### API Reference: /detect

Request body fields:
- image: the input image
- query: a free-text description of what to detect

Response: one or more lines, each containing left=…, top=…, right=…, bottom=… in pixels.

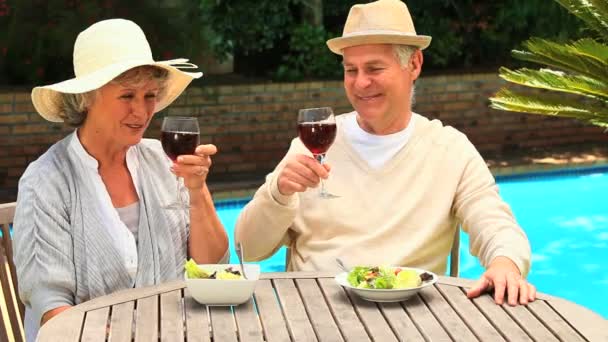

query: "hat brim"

left=327, top=33, right=432, bottom=55
left=32, top=59, right=202, bottom=122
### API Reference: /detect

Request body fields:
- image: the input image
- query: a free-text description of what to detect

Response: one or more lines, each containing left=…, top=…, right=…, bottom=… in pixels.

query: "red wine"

left=298, top=122, right=337, bottom=155
left=161, top=131, right=200, bottom=161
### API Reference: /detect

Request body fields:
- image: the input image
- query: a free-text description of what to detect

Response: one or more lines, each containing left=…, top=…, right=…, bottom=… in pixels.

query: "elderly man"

left=235, top=0, right=536, bottom=306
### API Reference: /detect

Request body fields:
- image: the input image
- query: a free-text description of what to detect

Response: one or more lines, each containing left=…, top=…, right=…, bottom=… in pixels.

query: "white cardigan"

left=13, top=132, right=190, bottom=340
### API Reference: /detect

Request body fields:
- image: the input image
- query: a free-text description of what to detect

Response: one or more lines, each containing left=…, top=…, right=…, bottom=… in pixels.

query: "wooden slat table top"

left=37, top=272, right=608, bottom=342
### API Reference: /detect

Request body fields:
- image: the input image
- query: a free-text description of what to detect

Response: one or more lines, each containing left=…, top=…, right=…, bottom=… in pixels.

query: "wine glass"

left=297, top=107, right=339, bottom=199
left=160, top=116, right=200, bottom=209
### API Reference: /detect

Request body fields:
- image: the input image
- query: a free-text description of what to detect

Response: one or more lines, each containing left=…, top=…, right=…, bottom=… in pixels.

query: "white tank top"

left=116, top=201, right=140, bottom=243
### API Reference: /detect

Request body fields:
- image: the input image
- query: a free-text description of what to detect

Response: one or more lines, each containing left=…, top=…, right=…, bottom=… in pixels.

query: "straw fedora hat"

left=326, top=0, right=431, bottom=55
left=31, top=18, right=202, bottom=122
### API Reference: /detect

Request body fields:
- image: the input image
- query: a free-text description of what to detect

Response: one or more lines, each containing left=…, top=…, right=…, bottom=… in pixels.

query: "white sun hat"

left=31, top=18, right=203, bottom=122
left=326, top=0, right=431, bottom=55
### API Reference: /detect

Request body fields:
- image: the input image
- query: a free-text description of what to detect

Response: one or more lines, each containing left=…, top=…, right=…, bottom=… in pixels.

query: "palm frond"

left=498, top=67, right=608, bottom=101
left=555, top=0, right=608, bottom=40
left=511, top=38, right=608, bottom=81
left=570, top=38, right=608, bottom=63
left=489, top=88, right=608, bottom=128
left=589, top=0, right=608, bottom=25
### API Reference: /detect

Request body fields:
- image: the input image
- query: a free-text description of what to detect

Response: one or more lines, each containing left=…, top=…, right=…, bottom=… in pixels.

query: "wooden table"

left=37, top=272, right=607, bottom=341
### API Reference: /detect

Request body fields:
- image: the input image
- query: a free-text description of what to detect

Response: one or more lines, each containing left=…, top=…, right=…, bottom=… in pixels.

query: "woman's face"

left=85, top=78, right=160, bottom=148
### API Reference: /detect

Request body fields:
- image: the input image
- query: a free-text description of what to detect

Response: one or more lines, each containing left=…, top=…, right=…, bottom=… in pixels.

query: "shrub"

left=0, top=0, right=587, bottom=85
left=0, top=0, right=206, bottom=85
left=274, top=24, right=342, bottom=81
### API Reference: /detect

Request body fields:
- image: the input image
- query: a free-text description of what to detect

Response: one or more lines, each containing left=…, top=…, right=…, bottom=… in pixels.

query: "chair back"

left=449, top=228, right=460, bottom=277
left=0, top=202, right=24, bottom=342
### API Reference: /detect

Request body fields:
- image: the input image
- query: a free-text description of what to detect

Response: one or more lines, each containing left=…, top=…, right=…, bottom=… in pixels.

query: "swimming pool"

left=217, top=166, right=608, bottom=318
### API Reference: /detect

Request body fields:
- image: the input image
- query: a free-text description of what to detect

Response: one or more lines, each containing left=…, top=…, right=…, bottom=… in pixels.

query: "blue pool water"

left=218, top=166, right=608, bottom=318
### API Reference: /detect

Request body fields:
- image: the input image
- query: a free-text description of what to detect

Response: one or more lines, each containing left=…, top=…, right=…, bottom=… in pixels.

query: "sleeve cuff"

left=268, top=171, right=298, bottom=207
left=488, top=251, right=531, bottom=278
left=30, top=287, right=74, bottom=328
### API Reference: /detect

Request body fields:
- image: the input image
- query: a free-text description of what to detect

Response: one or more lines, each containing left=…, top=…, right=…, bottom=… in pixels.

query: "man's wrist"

left=489, top=256, right=520, bottom=274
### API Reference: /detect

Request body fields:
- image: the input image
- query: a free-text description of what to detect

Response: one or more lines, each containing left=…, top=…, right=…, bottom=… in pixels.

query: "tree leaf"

left=555, top=0, right=608, bottom=40
left=490, top=88, right=608, bottom=127
left=498, top=67, right=608, bottom=101
left=511, top=38, right=608, bottom=81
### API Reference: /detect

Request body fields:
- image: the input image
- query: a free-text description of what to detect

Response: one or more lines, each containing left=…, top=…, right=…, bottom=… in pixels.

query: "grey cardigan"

left=13, top=133, right=189, bottom=339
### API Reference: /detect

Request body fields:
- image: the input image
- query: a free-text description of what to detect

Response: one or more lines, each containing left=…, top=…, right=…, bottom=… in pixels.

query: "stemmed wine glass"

left=160, top=116, right=200, bottom=209
left=297, top=107, right=339, bottom=199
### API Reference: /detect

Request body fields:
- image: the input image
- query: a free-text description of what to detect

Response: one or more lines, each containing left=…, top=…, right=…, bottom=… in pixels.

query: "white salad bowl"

left=184, top=263, right=260, bottom=305
left=335, top=266, right=438, bottom=303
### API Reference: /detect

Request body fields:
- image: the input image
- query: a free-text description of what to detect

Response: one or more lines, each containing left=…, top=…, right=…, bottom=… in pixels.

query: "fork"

left=335, top=257, right=350, bottom=272
left=235, top=242, right=248, bottom=279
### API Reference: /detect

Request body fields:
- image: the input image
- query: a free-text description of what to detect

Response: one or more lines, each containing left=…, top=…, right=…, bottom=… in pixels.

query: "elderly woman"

left=12, top=19, right=228, bottom=340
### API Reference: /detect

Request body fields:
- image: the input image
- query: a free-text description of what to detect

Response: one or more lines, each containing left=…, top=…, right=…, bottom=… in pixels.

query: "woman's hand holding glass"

left=161, top=116, right=215, bottom=209
left=171, top=144, right=217, bottom=190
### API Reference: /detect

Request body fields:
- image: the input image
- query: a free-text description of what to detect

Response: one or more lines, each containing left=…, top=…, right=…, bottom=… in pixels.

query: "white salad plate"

left=335, top=266, right=438, bottom=303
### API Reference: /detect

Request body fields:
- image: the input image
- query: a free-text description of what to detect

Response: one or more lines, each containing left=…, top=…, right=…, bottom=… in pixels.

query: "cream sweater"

left=235, top=113, right=531, bottom=276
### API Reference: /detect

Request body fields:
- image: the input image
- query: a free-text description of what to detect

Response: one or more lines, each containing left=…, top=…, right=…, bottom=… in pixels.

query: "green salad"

left=184, top=259, right=243, bottom=280
left=347, top=266, right=429, bottom=289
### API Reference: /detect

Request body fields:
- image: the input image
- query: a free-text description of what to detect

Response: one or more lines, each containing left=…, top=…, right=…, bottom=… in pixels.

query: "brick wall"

left=1, top=73, right=608, bottom=202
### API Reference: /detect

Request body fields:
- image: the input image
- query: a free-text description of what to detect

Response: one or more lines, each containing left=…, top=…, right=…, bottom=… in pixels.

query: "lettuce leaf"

left=184, top=259, right=210, bottom=279
left=373, top=267, right=396, bottom=289
left=347, top=266, right=371, bottom=287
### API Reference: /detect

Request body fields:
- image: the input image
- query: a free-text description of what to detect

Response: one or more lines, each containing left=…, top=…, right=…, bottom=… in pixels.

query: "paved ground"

left=486, top=143, right=608, bottom=176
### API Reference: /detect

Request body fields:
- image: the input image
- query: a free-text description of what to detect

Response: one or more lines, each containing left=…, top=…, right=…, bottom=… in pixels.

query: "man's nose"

left=354, top=73, right=372, bottom=89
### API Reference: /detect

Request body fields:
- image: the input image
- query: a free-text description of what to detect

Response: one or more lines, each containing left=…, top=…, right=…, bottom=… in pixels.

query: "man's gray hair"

left=392, top=45, right=418, bottom=108
left=58, top=65, right=169, bottom=128
left=392, top=45, right=418, bottom=68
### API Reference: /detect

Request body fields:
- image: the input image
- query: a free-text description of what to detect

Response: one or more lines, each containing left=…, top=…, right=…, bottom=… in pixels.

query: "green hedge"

left=0, top=0, right=206, bottom=86
left=0, top=0, right=584, bottom=85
